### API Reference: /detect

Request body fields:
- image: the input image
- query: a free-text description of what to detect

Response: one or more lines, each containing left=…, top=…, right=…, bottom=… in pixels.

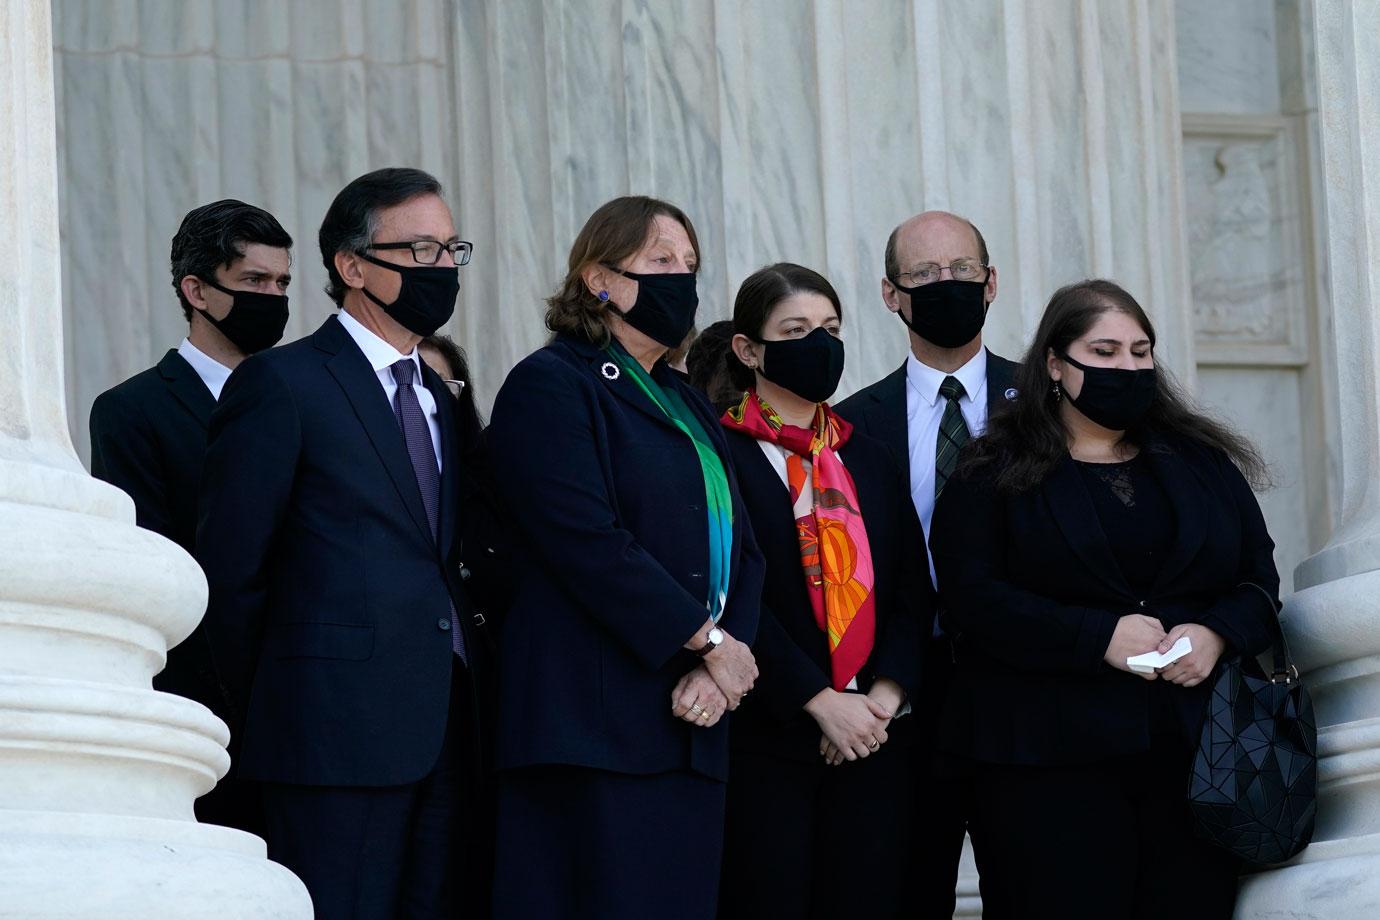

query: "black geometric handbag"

left=1188, top=581, right=1317, bottom=866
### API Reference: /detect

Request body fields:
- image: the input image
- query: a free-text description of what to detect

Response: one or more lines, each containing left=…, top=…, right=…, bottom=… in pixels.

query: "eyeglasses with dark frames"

left=366, top=239, right=474, bottom=266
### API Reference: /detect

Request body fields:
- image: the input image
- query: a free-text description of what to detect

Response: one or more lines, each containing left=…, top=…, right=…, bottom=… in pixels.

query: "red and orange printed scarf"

left=723, top=390, right=876, bottom=690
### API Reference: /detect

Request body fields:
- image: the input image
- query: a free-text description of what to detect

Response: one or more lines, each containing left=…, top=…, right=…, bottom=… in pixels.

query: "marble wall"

left=52, top=0, right=1195, bottom=466
left=1175, top=0, right=1333, bottom=589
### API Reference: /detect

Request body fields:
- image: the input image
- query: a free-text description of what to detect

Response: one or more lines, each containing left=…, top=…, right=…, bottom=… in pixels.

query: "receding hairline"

left=884, top=210, right=988, bottom=278
left=895, top=210, right=982, bottom=251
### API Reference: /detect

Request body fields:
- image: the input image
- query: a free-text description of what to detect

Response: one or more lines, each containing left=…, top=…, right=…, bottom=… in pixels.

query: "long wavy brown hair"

left=962, top=279, right=1270, bottom=494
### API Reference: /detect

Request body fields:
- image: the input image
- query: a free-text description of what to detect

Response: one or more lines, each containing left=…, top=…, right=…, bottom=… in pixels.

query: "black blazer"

left=485, top=334, right=765, bottom=783
left=929, top=435, right=1281, bottom=766
left=196, top=315, right=488, bottom=787
left=89, top=349, right=222, bottom=711
left=724, top=427, right=933, bottom=763
left=834, top=349, right=1019, bottom=480
left=90, top=349, right=213, bottom=552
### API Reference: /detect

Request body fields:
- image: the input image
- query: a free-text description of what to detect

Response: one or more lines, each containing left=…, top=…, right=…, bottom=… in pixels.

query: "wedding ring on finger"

left=868, top=739, right=880, bottom=751
left=689, top=703, right=704, bottom=716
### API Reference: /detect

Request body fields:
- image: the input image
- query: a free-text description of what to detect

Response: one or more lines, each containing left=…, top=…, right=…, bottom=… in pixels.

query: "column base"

left=0, top=811, right=312, bottom=918
left=1235, top=834, right=1380, bottom=918
left=955, top=833, right=981, bottom=917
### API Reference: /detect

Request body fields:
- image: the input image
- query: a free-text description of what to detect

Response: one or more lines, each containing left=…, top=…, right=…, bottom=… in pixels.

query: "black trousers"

left=493, top=765, right=725, bottom=920
left=968, top=738, right=1239, bottom=920
left=909, top=635, right=979, bottom=919
left=719, top=744, right=914, bottom=920
left=260, top=669, right=484, bottom=920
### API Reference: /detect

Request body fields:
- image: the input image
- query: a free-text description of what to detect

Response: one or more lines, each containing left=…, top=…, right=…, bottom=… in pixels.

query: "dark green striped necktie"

left=935, top=375, right=970, bottom=499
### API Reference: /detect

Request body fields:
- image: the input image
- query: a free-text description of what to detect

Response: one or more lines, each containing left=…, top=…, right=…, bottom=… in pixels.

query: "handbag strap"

left=1238, top=581, right=1299, bottom=684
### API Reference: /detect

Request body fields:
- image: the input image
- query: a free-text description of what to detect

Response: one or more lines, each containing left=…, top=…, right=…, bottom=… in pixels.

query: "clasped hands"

left=1104, top=614, right=1225, bottom=688
left=670, top=626, right=758, bottom=728
left=809, top=677, right=904, bottom=767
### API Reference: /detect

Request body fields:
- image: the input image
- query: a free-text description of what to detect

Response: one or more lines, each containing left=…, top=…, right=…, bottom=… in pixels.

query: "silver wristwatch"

left=694, top=627, right=725, bottom=658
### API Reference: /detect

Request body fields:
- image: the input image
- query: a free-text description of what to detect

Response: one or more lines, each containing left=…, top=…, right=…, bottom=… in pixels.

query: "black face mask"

left=198, top=277, right=289, bottom=354
left=754, top=326, right=846, bottom=405
left=606, top=268, right=699, bottom=348
left=1061, top=353, right=1157, bottom=431
left=892, top=277, right=988, bottom=349
left=360, top=253, right=459, bottom=337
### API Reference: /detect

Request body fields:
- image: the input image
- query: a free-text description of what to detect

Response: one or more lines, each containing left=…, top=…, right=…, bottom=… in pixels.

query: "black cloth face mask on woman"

left=604, top=266, right=699, bottom=348
left=754, top=326, right=846, bottom=405
left=1061, top=352, right=1157, bottom=431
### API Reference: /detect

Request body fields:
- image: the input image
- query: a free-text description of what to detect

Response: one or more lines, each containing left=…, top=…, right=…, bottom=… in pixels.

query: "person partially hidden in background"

left=89, top=198, right=293, bottom=835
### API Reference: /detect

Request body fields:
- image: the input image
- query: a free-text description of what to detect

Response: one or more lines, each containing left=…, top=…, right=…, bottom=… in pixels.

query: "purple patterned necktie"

left=390, top=359, right=466, bottom=661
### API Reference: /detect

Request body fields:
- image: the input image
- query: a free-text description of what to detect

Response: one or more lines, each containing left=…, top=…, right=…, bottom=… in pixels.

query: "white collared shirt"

left=177, top=337, right=234, bottom=401
left=337, top=309, right=443, bottom=472
left=906, top=348, right=988, bottom=586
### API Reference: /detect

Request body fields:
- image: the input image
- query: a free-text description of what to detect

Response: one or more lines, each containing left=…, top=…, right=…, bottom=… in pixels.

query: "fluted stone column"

left=0, top=2, right=310, bottom=915
left=1233, top=0, right=1380, bottom=916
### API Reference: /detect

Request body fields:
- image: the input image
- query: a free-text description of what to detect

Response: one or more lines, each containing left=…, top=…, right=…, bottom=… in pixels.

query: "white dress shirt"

left=177, top=337, right=233, bottom=401
left=337, top=309, right=443, bottom=472
left=906, top=348, right=988, bottom=586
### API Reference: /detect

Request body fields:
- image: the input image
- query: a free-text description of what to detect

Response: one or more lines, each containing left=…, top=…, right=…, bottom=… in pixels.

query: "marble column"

left=0, top=1, right=310, bottom=915
left=1233, top=0, right=1380, bottom=916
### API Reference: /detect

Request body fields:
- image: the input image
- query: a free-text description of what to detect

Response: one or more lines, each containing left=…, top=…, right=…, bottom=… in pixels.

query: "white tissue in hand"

left=1127, top=636, right=1193, bottom=674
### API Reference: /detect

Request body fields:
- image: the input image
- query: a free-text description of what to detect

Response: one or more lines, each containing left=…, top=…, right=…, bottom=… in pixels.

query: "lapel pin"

left=1004, top=387, right=1018, bottom=401
left=600, top=362, right=621, bottom=381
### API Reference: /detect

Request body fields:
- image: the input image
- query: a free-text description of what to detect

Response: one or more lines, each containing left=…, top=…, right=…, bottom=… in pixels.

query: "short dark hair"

left=546, top=196, right=700, bottom=347
left=318, top=167, right=444, bottom=307
left=685, top=320, right=742, bottom=413
left=420, top=333, right=485, bottom=434
left=728, top=262, right=843, bottom=390
left=883, top=213, right=990, bottom=281
left=169, top=199, right=292, bottom=321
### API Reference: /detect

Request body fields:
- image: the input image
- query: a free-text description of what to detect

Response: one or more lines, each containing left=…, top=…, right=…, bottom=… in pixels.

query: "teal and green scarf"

left=606, top=344, right=733, bottom=621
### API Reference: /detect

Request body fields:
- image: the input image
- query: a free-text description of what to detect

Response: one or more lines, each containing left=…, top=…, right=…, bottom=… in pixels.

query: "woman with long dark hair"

left=932, top=279, right=1279, bottom=919
left=717, top=263, right=930, bottom=918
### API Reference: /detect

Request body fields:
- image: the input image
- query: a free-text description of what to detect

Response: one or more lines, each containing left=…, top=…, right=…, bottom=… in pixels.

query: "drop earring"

left=1052, top=380, right=1063, bottom=401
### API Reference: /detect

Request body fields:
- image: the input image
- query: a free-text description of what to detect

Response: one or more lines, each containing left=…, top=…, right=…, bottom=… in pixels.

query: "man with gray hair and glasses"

left=836, top=209, right=1018, bottom=917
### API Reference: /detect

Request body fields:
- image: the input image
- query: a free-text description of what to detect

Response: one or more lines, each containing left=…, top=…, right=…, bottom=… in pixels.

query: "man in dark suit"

left=197, top=167, right=487, bottom=919
left=89, top=199, right=293, bottom=832
left=835, top=209, right=1017, bottom=918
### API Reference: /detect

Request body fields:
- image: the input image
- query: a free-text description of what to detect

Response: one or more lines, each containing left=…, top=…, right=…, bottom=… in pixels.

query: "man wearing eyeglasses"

left=197, top=167, right=490, bottom=918
left=835, top=210, right=1017, bottom=918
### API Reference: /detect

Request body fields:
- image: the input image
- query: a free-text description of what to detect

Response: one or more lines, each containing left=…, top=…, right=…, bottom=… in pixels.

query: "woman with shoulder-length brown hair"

left=931, top=278, right=1279, bottom=919
left=486, top=196, right=765, bottom=920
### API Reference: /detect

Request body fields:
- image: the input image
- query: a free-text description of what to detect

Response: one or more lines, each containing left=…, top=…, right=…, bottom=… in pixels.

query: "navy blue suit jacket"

left=834, top=349, right=1019, bottom=482
left=197, top=314, right=485, bottom=787
left=90, top=350, right=225, bottom=714
left=930, top=435, right=1281, bottom=766
left=723, top=427, right=933, bottom=764
left=486, top=334, right=765, bottom=782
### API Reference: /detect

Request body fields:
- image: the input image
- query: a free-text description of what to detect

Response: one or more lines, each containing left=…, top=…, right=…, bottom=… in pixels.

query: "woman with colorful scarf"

left=485, top=197, right=765, bottom=920
left=717, top=263, right=932, bottom=919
